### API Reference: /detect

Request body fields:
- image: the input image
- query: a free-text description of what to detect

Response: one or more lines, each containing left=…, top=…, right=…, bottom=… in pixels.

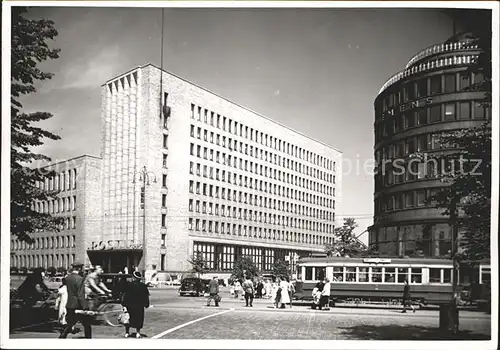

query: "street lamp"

left=133, top=166, right=157, bottom=276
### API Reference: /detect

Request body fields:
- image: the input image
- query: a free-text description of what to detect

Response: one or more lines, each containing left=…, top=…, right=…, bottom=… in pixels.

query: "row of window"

left=375, top=100, right=490, bottom=141
left=190, top=103, right=335, bottom=171
left=192, top=241, right=296, bottom=271
left=36, top=168, right=78, bottom=192
left=11, top=253, right=76, bottom=270
left=189, top=161, right=335, bottom=208
left=12, top=233, right=77, bottom=251
left=190, top=126, right=336, bottom=184
left=32, top=216, right=77, bottom=234
left=187, top=176, right=335, bottom=218
left=303, top=265, right=452, bottom=284
left=187, top=198, right=334, bottom=233
left=370, top=223, right=453, bottom=258
left=33, top=196, right=77, bottom=214
left=378, top=71, right=484, bottom=114
left=374, top=158, right=453, bottom=191
left=375, top=188, right=442, bottom=213
left=186, top=217, right=332, bottom=246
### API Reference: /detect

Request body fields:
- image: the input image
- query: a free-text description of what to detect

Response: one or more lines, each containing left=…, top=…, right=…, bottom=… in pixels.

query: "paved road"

left=9, top=288, right=491, bottom=340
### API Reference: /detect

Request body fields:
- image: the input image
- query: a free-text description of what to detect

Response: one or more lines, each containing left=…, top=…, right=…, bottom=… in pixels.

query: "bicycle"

left=76, top=294, right=124, bottom=327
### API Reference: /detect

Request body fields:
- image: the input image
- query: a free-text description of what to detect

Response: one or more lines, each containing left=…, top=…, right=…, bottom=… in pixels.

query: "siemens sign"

left=385, top=97, right=433, bottom=116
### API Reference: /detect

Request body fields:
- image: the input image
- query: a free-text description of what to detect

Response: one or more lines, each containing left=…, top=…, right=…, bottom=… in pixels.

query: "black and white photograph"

left=1, top=1, right=498, bottom=348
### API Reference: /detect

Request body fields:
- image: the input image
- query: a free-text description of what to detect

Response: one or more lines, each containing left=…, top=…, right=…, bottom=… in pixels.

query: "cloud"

left=59, top=45, right=123, bottom=89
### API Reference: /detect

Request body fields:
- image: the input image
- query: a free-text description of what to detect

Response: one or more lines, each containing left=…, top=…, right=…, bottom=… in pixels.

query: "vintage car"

left=178, top=277, right=210, bottom=297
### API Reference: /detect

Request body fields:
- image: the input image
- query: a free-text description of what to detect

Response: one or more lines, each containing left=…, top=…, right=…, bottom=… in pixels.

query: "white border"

left=1, top=1, right=498, bottom=350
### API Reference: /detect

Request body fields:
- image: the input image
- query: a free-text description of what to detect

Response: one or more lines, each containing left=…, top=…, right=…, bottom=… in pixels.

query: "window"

left=473, top=101, right=485, bottom=120
left=430, top=75, right=441, bottom=95
left=429, top=268, right=441, bottom=283
left=404, top=113, right=415, bottom=129
left=410, top=267, right=422, bottom=283
left=416, top=79, right=427, bottom=97
left=333, top=267, right=343, bottom=282
left=397, top=267, right=408, bottom=283
left=161, top=234, right=166, bottom=246
left=443, top=269, right=452, bottom=283
left=314, top=267, right=326, bottom=280
left=417, top=134, right=427, bottom=152
left=429, top=105, right=441, bottom=123
left=444, top=103, right=455, bottom=121
left=345, top=267, right=356, bottom=282
left=416, top=190, right=426, bottom=206
left=161, top=214, right=166, bottom=227
left=416, top=108, right=427, bottom=125
left=444, top=74, right=456, bottom=93
left=405, top=192, right=414, bottom=207
left=162, top=194, right=167, bottom=207
left=459, top=101, right=470, bottom=120
left=459, top=72, right=471, bottom=90
left=358, top=267, right=369, bottom=282
left=372, top=267, right=382, bottom=282
left=305, top=267, right=313, bottom=280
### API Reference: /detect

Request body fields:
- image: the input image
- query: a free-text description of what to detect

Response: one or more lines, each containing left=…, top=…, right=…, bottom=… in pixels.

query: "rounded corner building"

left=369, top=32, right=491, bottom=258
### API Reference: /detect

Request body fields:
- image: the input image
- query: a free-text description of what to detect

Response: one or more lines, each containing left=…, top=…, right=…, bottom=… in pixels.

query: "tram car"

left=294, top=256, right=490, bottom=307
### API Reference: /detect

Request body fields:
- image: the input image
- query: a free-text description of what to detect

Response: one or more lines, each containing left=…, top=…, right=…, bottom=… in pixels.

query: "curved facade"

left=369, top=34, right=490, bottom=258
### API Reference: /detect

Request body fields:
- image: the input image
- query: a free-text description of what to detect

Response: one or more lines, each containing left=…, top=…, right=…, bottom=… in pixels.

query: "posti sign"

left=88, top=240, right=143, bottom=251
left=385, top=97, right=433, bottom=116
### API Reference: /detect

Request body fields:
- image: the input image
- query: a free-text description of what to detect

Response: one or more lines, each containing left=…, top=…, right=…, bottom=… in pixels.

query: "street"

left=9, top=287, right=491, bottom=340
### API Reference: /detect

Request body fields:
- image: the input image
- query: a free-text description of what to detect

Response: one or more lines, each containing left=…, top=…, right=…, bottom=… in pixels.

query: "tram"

left=294, top=256, right=491, bottom=307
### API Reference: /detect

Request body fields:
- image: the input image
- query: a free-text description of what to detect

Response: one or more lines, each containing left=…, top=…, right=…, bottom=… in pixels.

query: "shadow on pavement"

left=337, top=324, right=490, bottom=340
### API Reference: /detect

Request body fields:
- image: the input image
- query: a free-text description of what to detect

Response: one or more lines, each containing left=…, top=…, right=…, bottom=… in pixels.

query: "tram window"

left=346, top=267, right=356, bottom=282
left=358, top=267, right=369, bottom=282
left=315, top=267, right=326, bottom=281
left=443, top=269, right=452, bottom=283
left=429, top=268, right=441, bottom=283
left=481, top=268, right=491, bottom=284
left=333, top=267, right=343, bottom=282
left=372, top=268, right=382, bottom=283
left=385, top=268, right=396, bottom=282
left=410, top=268, right=422, bottom=283
left=397, top=267, right=409, bottom=283
left=305, top=267, right=313, bottom=281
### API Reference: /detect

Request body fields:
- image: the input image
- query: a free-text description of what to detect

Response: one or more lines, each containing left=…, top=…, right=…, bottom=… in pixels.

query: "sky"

left=18, top=5, right=457, bottom=243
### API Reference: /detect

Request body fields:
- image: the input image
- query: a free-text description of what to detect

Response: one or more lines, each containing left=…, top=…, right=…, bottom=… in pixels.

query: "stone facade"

left=10, top=155, right=102, bottom=269
left=101, top=64, right=342, bottom=274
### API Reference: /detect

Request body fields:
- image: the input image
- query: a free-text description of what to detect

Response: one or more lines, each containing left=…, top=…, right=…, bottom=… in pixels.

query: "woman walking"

left=279, top=277, right=290, bottom=309
left=122, top=271, right=150, bottom=338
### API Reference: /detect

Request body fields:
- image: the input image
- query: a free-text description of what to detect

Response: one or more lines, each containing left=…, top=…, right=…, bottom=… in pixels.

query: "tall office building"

left=10, top=155, right=102, bottom=270
left=369, top=33, right=490, bottom=257
left=96, top=64, right=342, bottom=277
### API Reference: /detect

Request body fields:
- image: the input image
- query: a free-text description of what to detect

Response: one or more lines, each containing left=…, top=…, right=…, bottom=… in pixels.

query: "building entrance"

left=87, top=249, right=143, bottom=273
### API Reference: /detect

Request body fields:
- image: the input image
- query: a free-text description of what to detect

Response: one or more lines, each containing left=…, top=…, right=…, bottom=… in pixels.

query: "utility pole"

left=133, top=166, right=157, bottom=278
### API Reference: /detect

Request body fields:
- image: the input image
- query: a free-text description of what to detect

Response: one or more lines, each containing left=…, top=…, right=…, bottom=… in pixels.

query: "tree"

left=11, top=7, right=63, bottom=242
left=231, top=256, right=259, bottom=281
left=419, top=123, right=491, bottom=262
left=325, top=218, right=368, bottom=257
left=272, top=259, right=290, bottom=279
left=187, top=251, right=208, bottom=278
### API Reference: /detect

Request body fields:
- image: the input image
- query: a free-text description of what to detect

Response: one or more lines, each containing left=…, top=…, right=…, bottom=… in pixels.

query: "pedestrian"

left=55, top=277, right=68, bottom=326
left=242, top=275, right=254, bottom=307
left=59, top=262, right=92, bottom=339
left=288, top=278, right=295, bottom=308
left=402, top=280, right=415, bottom=313
left=123, top=266, right=129, bottom=274
left=122, top=271, right=150, bottom=338
left=320, top=278, right=331, bottom=311
left=206, top=276, right=220, bottom=307
left=273, top=278, right=282, bottom=308
left=233, top=280, right=242, bottom=299
left=279, top=277, right=290, bottom=309
left=311, top=280, right=324, bottom=310
left=264, top=280, right=272, bottom=299
left=255, top=280, right=263, bottom=299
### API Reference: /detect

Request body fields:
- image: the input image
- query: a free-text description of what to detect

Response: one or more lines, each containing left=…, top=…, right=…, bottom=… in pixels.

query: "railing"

left=405, top=40, right=479, bottom=69
left=378, top=54, right=479, bottom=95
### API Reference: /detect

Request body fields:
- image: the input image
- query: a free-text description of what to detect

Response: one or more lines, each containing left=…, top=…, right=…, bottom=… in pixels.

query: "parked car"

left=44, top=276, right=64, bottom=290
left=178, top=277, right=210, bottom=297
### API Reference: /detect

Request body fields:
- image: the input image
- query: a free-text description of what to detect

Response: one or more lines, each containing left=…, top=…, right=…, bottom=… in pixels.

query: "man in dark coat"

left=206, top=276, right=220, bottom=307
left=402, top=280, right=415, bottom=313
left=122, top=271, right=150, bottom=338
left=59, top=262, right=92, bottom=338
